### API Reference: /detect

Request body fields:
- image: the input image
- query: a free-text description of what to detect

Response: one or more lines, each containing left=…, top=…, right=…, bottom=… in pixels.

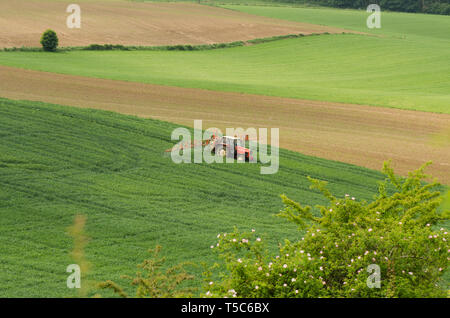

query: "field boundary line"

left=2, top=32, right=361, bottom=52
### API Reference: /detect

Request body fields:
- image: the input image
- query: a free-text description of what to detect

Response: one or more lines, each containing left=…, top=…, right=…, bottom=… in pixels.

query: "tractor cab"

left=213, top=136, right=252, bottom=161
left=222, top=136, right=243, bottom=148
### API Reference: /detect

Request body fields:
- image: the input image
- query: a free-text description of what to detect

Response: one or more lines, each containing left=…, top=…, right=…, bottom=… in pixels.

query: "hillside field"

left=1, top=33, right=448, bottom=113
left=0, top=98, right=393, bottom=297
left=0, top=1, right=448, bottom=298
left=0, top=0, right=345, bottom=48
left=1, top=65, right=449, bottom=182
left=224, top=4, right=450, bottom=41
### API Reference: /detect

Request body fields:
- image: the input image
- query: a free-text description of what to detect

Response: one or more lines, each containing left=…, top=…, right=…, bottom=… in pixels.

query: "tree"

left=40, top=29, right=59, bottom=52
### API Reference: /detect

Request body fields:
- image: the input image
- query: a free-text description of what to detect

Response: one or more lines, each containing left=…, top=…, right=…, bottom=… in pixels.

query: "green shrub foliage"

left=204, top=162, right=449, bottom=297
left=40, top=29, right=59, bottom=52
left=99, top=246, right=195, bottom=298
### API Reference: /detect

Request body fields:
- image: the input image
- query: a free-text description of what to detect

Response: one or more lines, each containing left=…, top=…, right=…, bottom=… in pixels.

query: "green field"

left=0, top=97, right=391, bottom=297
left=224, top=4, right=450, bottom=40
left=1, top=30, right=449, bottom=113
left=1, top=3, right=449, bottom=298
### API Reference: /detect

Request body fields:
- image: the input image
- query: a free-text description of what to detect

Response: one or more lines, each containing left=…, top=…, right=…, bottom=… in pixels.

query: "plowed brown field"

left=0, top=0, right=349, bottom=48
left=1, top=65, right=448, bottom=182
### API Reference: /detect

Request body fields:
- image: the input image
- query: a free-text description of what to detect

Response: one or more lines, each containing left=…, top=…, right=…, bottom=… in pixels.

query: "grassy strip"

left=246, top=32, right=326, bottom=44
left=1, top=32, right=340, bottom=52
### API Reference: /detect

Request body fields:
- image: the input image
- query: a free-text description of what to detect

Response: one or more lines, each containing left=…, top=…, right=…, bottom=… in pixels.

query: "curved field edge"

left=0, top=0, right=347, bottom=48
left=1, top=32, right=349, bottom=52
left=0, top=97, right=400, bottom=297
left=1, top=65, right=449, bottom=183
left=0, top=32, right=448, bottom=114
left=222, top=4, right=450, bottom=41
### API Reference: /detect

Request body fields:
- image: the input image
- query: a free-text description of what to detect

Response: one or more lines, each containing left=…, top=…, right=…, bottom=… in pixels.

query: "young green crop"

left=0, top=97, right=391, bottom=297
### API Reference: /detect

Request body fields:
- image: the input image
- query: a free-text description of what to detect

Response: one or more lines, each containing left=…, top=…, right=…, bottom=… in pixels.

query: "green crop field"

left=0, top=97, right=392, bottom=297
left=223, top=3, right=450, bottom=40
left=1, top=30, right=449, bottom=113
left=1, top=2, right=448, bottom=299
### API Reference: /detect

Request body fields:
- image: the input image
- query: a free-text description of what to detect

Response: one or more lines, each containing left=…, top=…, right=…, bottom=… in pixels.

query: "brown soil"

left=0, top=65, right=449, bottom=183
left=0, top=0, right=349, bottom=48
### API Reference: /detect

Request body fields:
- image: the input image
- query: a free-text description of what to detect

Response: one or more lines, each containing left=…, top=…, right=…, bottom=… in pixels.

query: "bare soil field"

left=1, top=65, right=448, bottom=182
left=0, top=0, right=348, bottom=48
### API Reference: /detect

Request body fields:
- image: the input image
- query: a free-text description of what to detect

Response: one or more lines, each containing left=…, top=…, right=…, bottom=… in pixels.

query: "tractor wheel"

left=217, top=148, right=226, bottom=157
left=237, top=154, right=245, bottom=162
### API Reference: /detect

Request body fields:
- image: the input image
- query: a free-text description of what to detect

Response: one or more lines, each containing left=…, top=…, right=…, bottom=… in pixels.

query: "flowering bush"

left=203, top=162, right=449, bottom=298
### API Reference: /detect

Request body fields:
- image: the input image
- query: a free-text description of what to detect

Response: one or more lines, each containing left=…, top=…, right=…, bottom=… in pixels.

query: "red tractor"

left=166, top=134, right=254, bottom=162
left=210, top=135, right=254, bottom=162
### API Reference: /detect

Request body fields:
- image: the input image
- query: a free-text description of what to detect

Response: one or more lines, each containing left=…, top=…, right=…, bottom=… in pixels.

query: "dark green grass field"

left=0, top=98, right=393, bottom=297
